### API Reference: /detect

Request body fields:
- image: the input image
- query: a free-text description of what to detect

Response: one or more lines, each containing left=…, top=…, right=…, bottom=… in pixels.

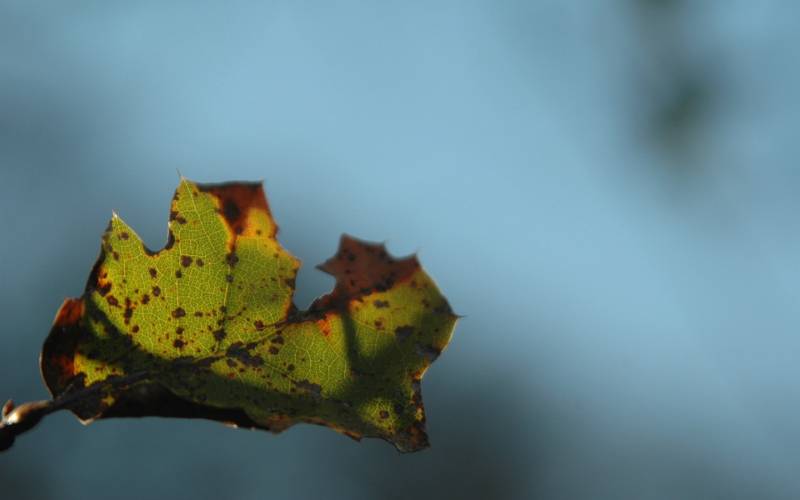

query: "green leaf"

left=40, top=179, right=457, bottom=452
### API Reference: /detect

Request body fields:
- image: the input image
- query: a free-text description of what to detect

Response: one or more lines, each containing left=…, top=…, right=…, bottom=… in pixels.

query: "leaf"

left=39, top=179, right=457, bottom=452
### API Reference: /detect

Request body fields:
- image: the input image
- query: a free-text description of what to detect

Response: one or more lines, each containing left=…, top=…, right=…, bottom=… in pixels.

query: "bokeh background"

left=2, top=1, right=799, bottom=499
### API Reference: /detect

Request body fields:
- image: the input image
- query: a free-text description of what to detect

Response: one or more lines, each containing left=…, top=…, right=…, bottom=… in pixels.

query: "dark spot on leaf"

left=141, top=294, right=150, bottom=304
left=374, top=300, right=390, bottom=308
left=152, top=286, right=161, bottom=297
left=164, top=230, right=176, bottom=250
left=132, top=325, right=140, bottom=333
left=175, top=270, right=182, bottom=279
left=181, top=255, right=193, bottom=268
left=176, top=327, right=184, bottom=335
left=112, top=251, right=120, bottom=261
left=226, top=341, right=264, bottom=367
left=106, top=295, right=119, bottom=307
left=395, top=326, right=414, bottom=341
left=173, top=339, right=185, bottom=349
left=380, top=410, right=390, bottom=419
left=268, top=346, right=279, bottom=355
left=287, top=364, right=295, bottom=372
left=196, top=258, right=204, bottom=267
left=123, top=300, right=134, bottom=324
left=194, top=311, right=204, bottom=317
left=415, top=343, right=442, bottom=362
left=226, top=274, right=234, bottom=283
left=97, top=282, right=112, bottom=296
left=172, top=307, right=186, bottom=319
left=254, top=320, right=265, bottom=331
left=223, top=200, right=241, bottom=227
left=271, top=336, right=284, bottom=345
left=120, top=232, right=129, bottom=240
left=213, top=329, right=227, bottom=341
left=149, top=268, right=157, bottom=278
left=293, top=379, right=322, bottom=398
left=284, top=277, right=295, bottom=289
left=226, top=252, right=239, bottom=267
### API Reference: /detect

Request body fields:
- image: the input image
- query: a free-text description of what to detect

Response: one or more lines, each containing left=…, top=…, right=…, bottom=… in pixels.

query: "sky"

left=1, top=1, right=800, bottom=499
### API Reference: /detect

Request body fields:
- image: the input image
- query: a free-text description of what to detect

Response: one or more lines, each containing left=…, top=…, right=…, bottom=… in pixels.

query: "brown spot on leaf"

left=120, top=232, right=129, bottom=240
left=175, top=270, right=183, bottom=279
left=395, top=326, right=414, bottom=341
left=293, top=379, right=322, bottom=399
left=403, top=420, right=430, bottom=451
left=415, top=343, right=442, bottom=362
left=123, top=299, right=134, bottom=324
left=106, top=295, right=119, bottom=307
left=196, top=258, right=204, bottom=267
left=213, top=329, right=227, bottom=341
left=141, top=294, right=150, bottom=304
left=316, top=314, right=332, bottom=337
left=173, top=339, right=185, bottom=349
left=152, top=286, right=161, bottom=297
left=53, top=298, right=84, bottom=327
left=149, top=268, right=157, bottom=278
left=374, top=300, right=390, bottom=308
left=172, top=307, right=186, bottom=319
left=164, top=230, right=176, bottom=250
left=181, top=255, right=193, bottom=268
left=254, top=320, right=265, bottom=331
left=226, top=342, right=264, bottom=367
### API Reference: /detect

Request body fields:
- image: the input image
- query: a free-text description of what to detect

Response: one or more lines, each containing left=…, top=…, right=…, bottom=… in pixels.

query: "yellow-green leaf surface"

left=41, top=179, right=457, bottom=452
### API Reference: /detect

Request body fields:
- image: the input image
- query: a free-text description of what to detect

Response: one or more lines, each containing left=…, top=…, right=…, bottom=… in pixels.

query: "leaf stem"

left=0, top=371, right=149, bottom=452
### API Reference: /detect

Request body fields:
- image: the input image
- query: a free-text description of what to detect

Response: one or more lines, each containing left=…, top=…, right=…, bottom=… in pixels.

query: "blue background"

left=2, top=1, right=800, bottom=498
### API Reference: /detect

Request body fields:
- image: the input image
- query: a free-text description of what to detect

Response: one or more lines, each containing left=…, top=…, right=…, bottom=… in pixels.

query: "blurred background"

left=1, top=1, right=799, bottom=498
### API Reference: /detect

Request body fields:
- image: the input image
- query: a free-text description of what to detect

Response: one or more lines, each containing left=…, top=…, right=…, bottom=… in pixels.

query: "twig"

left=0, top=371, right=149, bottom=452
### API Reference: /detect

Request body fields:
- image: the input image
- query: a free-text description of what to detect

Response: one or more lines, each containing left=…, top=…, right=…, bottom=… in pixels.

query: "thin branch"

left=0, top=371, right=149, bottom=452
